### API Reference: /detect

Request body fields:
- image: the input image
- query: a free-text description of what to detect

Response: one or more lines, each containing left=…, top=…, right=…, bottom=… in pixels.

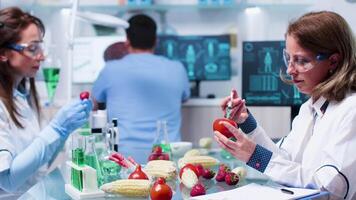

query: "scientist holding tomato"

left=214, top=11, right=356, bottom=199
left=0, top=7, right=92, bottom=198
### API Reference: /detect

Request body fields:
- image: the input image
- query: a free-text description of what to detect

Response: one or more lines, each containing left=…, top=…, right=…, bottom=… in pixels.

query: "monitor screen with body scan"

left=242, top=41, right=309, bottom=121
left=155, top=35, right=231, bottom=97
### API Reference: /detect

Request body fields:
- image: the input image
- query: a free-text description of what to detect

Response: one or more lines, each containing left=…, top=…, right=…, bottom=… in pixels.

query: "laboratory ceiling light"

left=76, top=11, right=129, bottom=28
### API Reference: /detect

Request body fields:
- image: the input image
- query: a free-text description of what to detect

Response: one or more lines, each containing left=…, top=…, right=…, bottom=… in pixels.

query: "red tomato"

left=150, top=178, right=172, bottom=200
left=128, top=165, right=149, bottom=180
left=179, top=163, right=200, bottom=179
left=79, top=91, right=90, bottom=100
left=213, top=118, right=237, bottom=139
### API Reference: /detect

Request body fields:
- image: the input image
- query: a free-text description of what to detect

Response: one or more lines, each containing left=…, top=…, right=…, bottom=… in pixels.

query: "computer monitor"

left=155, top=35, right=231, bottom=97
left=242, top=41, right=309, bottom=106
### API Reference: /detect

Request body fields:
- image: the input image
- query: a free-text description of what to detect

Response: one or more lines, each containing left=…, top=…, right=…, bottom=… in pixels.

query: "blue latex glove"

left=50, top=99, right=92, bottom=138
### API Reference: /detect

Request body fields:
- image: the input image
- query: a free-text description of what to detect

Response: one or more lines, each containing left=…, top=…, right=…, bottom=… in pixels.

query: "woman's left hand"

left=214, top=121, right=256, bottom=163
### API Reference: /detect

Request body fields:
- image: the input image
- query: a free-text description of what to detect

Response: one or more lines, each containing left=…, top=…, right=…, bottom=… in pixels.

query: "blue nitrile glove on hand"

left=50, top=99, right=93, bottom=138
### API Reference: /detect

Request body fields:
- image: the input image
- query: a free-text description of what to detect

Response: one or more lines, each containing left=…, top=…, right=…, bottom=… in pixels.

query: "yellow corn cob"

left=184, top=149, right=201, bottom=158
left=100, top=179, right=150, bottom=197
left=144, top=167, right=177, bottom=180
left=144, top=160, right=177, bottom=180
left=145, top=160, right=176, bottom=168
left=178, top=155, right=219, bottom=168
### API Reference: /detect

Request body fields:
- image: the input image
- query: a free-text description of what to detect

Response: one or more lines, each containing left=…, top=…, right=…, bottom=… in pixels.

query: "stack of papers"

left=191, top=183, right=320, bottom=200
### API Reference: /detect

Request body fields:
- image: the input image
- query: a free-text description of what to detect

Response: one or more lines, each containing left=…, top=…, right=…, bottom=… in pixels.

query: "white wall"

left=8, top=0, right=356, bottom=142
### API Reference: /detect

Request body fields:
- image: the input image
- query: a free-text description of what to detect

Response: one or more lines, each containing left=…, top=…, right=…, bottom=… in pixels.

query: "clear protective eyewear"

left=282, top=48, right=329, bottom=73
left=6, top=42, right=45, bottom=59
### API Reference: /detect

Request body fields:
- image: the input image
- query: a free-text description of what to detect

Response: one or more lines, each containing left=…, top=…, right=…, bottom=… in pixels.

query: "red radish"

left=128, top=165, right=149, bottom=180
left=79, top=91, right=90, bottom=100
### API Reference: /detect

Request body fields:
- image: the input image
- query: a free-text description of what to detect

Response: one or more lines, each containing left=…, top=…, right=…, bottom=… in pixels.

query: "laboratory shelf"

left=32, top=1, right=312, bottom=13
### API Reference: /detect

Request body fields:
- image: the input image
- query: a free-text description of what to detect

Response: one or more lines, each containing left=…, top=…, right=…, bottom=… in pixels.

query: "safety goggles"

left=6, top=42, right=45, bottom=59
left=282, top=48, right=329, bottom=73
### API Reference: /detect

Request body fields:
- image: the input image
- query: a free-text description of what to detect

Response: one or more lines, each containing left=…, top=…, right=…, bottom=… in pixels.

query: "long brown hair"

left=0, top=7, right=44, bottom=128
left=284, top=11, right=356, bottom=102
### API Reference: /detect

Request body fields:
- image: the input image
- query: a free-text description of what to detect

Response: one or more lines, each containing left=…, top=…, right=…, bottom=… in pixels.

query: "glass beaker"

left=42, top=46, right=61, bottom=105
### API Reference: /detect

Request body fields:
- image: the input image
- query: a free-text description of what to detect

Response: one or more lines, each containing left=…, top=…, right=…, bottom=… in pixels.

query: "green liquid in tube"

left=71, top=148, right=84, bottom=191
left=43, top=68, right=60, bottom=103
left=73, top=148, right=84, bottom=165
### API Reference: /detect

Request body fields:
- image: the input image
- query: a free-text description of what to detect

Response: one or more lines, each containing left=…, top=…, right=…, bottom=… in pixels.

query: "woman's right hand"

left=50, top=99, right=93, bottom=138
left=220, top=89, right=248, bottom=124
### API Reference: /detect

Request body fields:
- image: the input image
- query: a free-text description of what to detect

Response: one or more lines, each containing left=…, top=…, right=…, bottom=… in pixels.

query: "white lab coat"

left=0, top=90, right=58, bottom=198
left=247, top=93, right=356, bottom=200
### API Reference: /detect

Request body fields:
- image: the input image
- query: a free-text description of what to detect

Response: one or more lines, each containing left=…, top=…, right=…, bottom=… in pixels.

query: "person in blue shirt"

left=92, top=14, right=190, bottom=161
left=0, top=7, right=92, bottom=198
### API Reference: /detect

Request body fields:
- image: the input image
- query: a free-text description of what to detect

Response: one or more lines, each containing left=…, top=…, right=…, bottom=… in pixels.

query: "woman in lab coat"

left=215, top=11, right=356, bottom=200
left=0, top=7, right=92, bottom=198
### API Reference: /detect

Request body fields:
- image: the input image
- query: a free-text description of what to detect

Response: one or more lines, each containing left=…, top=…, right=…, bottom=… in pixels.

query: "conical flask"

left=153, top=120, right=172, bottom=154
left=84, top=135, right=104, bottom=186
left=98, top=125, right=121, bottom=184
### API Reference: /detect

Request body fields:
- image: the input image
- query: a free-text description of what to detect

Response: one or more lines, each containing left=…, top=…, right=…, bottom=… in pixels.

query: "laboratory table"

left=18, top=148, right=329, bottom=200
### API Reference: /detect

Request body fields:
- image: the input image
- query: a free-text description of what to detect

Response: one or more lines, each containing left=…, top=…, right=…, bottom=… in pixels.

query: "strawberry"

left=190, top=183, right=206, bottom=197
left=218, top=164, right=230, bottom=172
left=148, top=154, right=159, bottom=161
left=202, top=168, right=215, bottom=179
left=158, top=154, right=169, bottom=160
left=152, top=145, right=162, bottom=154
left=215, top=171, right=226, bottom=182
left=225, top=172, right=239, bottom=185
left=162, top=153, right=170, bottom=160
left=195, top=164, right=204, bottom=177
left=215, top=164, right=230, bottom=182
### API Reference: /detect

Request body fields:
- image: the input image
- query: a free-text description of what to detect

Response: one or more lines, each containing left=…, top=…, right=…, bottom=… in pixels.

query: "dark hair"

left=283, top=11, right=356, bottom=102
left=125, top=14, right=156, bottom=50
left=0, top=7, right=44, bottom=128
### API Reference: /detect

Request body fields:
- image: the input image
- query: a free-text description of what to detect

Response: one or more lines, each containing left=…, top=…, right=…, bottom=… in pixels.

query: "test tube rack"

left=65, top=161, right=105, bottom=200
